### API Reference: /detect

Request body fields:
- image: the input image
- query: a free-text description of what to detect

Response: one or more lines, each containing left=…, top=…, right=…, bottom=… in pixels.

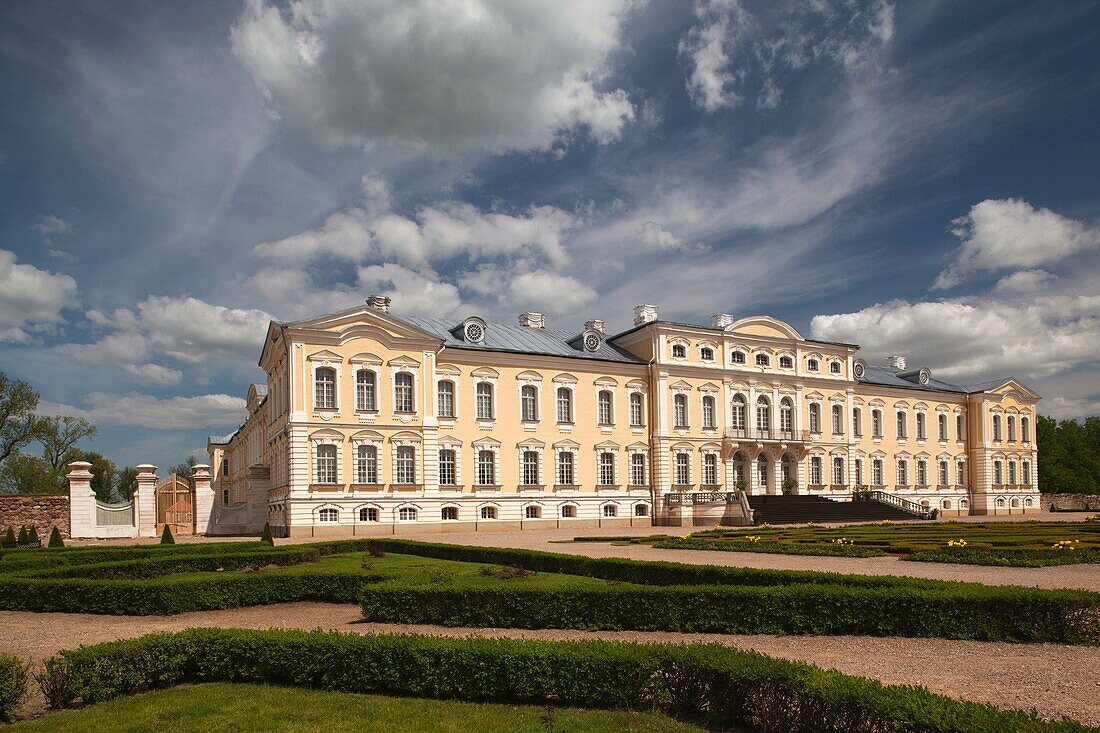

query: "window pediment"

left=307, top=349, right=343, bottom=363
left=348, top=352, right=383, bottom=365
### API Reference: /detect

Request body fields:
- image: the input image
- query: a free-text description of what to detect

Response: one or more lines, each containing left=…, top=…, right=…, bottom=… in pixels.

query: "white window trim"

left=311, top=362, right=341, bottom=414
left=311, top=437, right=341, bottom=485
left=474, top=377, right=498, bottom=423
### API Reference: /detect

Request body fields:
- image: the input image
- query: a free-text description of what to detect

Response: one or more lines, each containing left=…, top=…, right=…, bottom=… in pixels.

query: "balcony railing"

left=725, top=428, right=810, bottom=442
left=853, top=490, right=936, bottom=519
left=665, top=490, right=744, bottom=506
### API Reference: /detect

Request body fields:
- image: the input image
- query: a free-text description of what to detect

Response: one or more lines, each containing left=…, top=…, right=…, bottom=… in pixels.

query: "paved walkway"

left=1, top=603, right=1096, bottom=726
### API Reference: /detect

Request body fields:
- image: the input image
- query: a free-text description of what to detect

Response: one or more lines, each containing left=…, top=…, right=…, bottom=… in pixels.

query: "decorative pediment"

left=307, top=349, right=344, bottom=363
left=670, top=380, right=693, bottom=391
left=726, top=315, right=804, bottom=340
left=553, top=373, right=578, bottom=384
left=517, top=438, right=546, bottom=448
left=471, top=366, right=500, bottom=378
left=595, top=376, right=619, bottom=387
left=349, top=352, right=383, bottom=365
left=595, top=440, right=621, bottom=450
left=472, top=436, right=501, bottom=447
left=516, top=370, right=543, bottom=382
left=553, top=439, right=581, bottom=449
left=388, top=355, right=421, bottom=368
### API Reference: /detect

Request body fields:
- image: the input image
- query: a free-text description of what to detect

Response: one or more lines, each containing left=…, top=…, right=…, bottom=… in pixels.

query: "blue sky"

left=1, top=0, right=1098, bottom=472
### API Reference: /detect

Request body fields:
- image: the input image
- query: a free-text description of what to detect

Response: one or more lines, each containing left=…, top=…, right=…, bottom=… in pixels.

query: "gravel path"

left=2, top=603, right=1097, bottom=726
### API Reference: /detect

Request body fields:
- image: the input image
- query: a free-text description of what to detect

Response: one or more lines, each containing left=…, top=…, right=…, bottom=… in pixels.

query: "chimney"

left=887, top=355, right=907, bottom=370
left=711, top=313, right=735, bottom=329
left=366, top=295, right=391, bottom=314
left=584, top=319, right=605, bottom=335
left=519, top=312, right=545, bottom=329
left=633, top=304, right=658, bottom=326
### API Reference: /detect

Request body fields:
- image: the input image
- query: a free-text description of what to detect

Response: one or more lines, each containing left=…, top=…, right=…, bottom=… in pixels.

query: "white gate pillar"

left=67, top=461, right=96, bottom=538
left=135, top=465, right=158, bottom=537
left=192, top=464, right=214, bottom=534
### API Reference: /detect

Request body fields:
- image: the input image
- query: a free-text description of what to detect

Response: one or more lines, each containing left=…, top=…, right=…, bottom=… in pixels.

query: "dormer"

left=453, top=316, right=487, bottom=344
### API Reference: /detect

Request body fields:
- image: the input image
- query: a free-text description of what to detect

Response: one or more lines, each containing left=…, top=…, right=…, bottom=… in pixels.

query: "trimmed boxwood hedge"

left=39, top=628, right=1095, bottom=733
left=651, top=537, right=889, bottom=558
left=18, top=547, right=322, bottom=580
left=0, top=654, right=27, bottom=722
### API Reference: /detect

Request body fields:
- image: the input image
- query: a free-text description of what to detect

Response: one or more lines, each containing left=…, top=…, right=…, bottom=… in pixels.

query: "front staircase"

left=746, top=494, right=924, bottom=525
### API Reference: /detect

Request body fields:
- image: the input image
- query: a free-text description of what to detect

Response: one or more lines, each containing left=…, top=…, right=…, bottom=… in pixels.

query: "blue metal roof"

left=859, top=365, right=970, bottom=394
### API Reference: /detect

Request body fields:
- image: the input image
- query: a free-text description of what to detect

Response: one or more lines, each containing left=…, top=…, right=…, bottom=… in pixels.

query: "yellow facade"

left=208, top=302, right=1040, bottom=537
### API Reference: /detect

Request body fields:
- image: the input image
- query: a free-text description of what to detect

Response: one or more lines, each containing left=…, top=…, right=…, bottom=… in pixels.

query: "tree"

left=1037, top=415, right=1100, bottom=494
left=16, top=527, right=27, bottom=545
left=26, top=525, right=39, bottom=545
left=260, top=522, right=273, bottom=545
left=2, top=527, right=14, bottom=548
left=39, top=416, right=97, bottom=472
left=116, top=466, right=139, bottom=501
left=0, top=373, right=49, bottom=467
left=160, top=524, right=175, bottom=545
left=48, top=526, right=64, bottom=548
left=168, top=456, right=198, bottom=480
left=0, top=454, right=64, bottom=495
left=71, top=450, right=118, bottom=502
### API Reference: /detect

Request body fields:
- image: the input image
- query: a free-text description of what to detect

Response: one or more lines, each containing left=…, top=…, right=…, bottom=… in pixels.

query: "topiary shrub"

left=260, top=523, right=273, bottom=545
left=1, top=527, right=14, bottom=548
left=16, top=527, right=27, bottom=545
left=48, top=527, right=65, bottom=548
left=160, top=525, right=175, bottom=545
left=0, top=654, right=28, bottom=722
left=27, top=526, right=40, bottom=546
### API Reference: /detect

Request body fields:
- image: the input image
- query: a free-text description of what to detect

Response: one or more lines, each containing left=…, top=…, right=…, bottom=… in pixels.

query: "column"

left=67, top=461, right=96, bottom=538
left=134, top=464, right=158, bottom=537
left=192, top=464, right=214, bottom=534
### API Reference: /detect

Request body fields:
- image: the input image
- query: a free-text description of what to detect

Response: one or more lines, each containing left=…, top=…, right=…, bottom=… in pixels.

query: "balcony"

left=666, top=490, right=743, bottom=506
left=725, top=428, right=810, bottom=442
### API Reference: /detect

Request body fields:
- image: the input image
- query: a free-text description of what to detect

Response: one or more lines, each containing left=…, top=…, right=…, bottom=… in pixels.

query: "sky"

left=0, top=0, right=1098, bottom=472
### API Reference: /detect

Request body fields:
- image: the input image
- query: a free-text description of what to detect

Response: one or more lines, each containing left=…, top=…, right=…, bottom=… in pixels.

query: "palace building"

left=207, top=297, right=1041, bottom=537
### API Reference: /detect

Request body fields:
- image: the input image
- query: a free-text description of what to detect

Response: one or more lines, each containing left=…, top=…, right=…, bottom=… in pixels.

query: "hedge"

left=906, top=547, right=1100, bottom=567
left=360, top=583, right=1100, bottom=644
left=651, top=537, right=889, bottom=558
left=39, top=628, right=1094, bottom=733
left=18, top=547, right=323, bottom=580
left=0, top=654, right=27, bottom=722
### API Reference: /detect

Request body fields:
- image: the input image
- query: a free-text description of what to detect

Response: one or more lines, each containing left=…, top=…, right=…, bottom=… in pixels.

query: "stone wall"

left=0, top=495, right=71, bottom=538
left=1042, top=493, right=1100, bottom=512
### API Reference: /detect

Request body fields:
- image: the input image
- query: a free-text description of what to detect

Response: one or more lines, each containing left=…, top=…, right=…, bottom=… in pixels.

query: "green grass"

left=7, top=683, right=706, bottom=733
left=594, top=521, right=1100, bottom=566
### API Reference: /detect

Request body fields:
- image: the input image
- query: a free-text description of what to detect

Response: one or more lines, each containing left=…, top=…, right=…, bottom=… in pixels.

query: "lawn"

left=595, top=520, right=1100, bottom=566
left=7, top=682, right=707, bottom=733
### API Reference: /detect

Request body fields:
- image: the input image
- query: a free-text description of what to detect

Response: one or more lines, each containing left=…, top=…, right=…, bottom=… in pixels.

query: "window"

left=318, top=507, right=338, bottom=522
left=916, top=460, right=928, bottom=486
left=629, top=392, right=644, bottom=426
left=398, top=507, right=417, bottom=521
left=221, top=458, right=229, bottom=475
left=810, top=456, right=823, bottom=485
left=872, top=409, right=883, bottom=438
left=779, top=355, right=793, bottom=369
left=897, top=459, right=909, bottom=487
left=521, top=450, right=540, bottom=485
left=521, top=385, right=538, bottom=421
left=395, top=446, right=416, bottom=485
left=634, top=503, right=649, bottom=517
left=832, top=456, right=844, bottom=485
left=938, top=414, right=947, bottom=441
left=896, top=411, right=907, bottom=439
left=525, top=505, right=541, bottom=519
left=671, top=343, right=687, bottom=358
left=355, top=445, right=378, bottom=484
left=830, top=361, right=842, bottom=374
left=755, top=353, right=770, bottom=367
left=703, top=453, right=718, bottom=485
left=853, top=458, right=863, bottom=486
left=731, top=395, right=746, bottom=430
left=476, top=382, right=494, bottom=420
left=1022, top=461, right=1031, bottom=485
left=673, top=394, right=688, bottom=428
left=1021, top=416, right=1030, bottom=443
left=557, top=451, right=575, bottom=485
left=701, top=346, right=714, bottom=361
left=437, top=380, right=455, bottom=418
left=780, top=398, right=793, bottom=433
left=731, top=350, right=746, bottom=364
left=598, top=452, right=616, bottom=486
left=602, top=504, right=618, bottom=518
left=831, top=404, right=843, bottom=434
left=356, top=370, right=376, bottom=411
left=993, top=460, right=1003, bottom=485
left=992, top=415, right=1002, bottom=441
left=1007, top=415, right=1016, bottom=441
left=956, top=414, right=964, bottom=440
left=222, top=488, right=230, bottom=505
left=756, top=396, right=770, bottom=432
left=560, top=504, right=576, bottom=518
left=394, top=372, right=414, bottom=413
left=630, top=453, right=646, bottom=486
left=556, top=387, right=573, bottom=423
left=872, top=459, right=883, bottom=486
left=916, top=412, right=926, bottom=440
left=314, top=367, right=336, bottom=410
left=480, top=506, right=497, bottom=520
left=597, top=390, right=613, bottom=424
left=957, top=461, right=966, bottom=486
left=809, top=403, right=821, bottom=433
left=938, top=460, right=949, bottom=486
left=756, top=456, right=768, bottom=493
left=477, top=449, right=496, bottom=486
left=1008, top=461, right=1017, bottom=485
left=807, top=358, right=819, bottom=372
left=438, top=449, right=457, bottom=486
left=674, top=453, right=690, bottom=485
left=315, top=444, right=337, bottom=484
left=359, top=507, right=378, bottom=522
left=702, top=395, right=716, bottom=429
left=441, top=506, right=458, bottom=521
left=852, top=408, right=862, bottom=437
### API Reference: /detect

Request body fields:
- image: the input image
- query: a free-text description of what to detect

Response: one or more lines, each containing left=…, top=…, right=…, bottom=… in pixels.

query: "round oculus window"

left=853, top=361, right=866, bottom=379
left=464, top=322, right=484, bottom=343
left=583, top=333, right=601, bottom=352
left=919, top=368, right=931, bottom=385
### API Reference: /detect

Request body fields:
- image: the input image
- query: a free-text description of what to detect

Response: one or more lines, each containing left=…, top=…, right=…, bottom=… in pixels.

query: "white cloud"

left=121, top=363, right=184, bottom=386
left=679, top=0, right=749, bottom=112
left=0, top=248, right=78, bottom=343
left=231, top=0, right=635, bottom=153
left=993, top=268, right=1056, bottom=294
left=935, top=199, right=1100, bottom=289
left=1042, top=396, right=1100, bottom=420
left=39, top=393, right=246, bottom=429
left=32, top=215, right=74, bottom=249
left=354, top=264, right=462, bottom=318
left=135, top=296, right=271, bottom=363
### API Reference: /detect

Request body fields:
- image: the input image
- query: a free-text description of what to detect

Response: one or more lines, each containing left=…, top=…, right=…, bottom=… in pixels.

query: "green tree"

left=48, top=526, right=64, bottom=548
left=0, top=454, right=64, bottom=495
left=2, top=527, right=14, bottom=548
left=116, top=466, right=139, bottom=501
left=39, top=416, right=97, bottom=473
left=0, top=373, right=49, bottom=467
left=71, top=450, right=118, bottom=502
left=168, top=455, right=198, bottom=480
left=1037, top=414, right=1100, bottom=494
left=260, top=522, right=273, bottom=545
left=160, top=524, right=175, bottom=545
left=16, top=527, right=27, bottom=545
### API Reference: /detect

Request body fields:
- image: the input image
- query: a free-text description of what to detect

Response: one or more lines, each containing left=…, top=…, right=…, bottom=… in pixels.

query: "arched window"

left=780, top=398, right=794, bottom=434
left=557, top=451, right=575, bottom=485
left=703, top=453, right=718, bottom=485
left=916, top=412, right=926, bottom=440
left=394, top=372, right=414, bottom=413
left=398, top=507, right=417, bottom=521
left=756, top=396, right=770, bottom=432
left=701, top=346, right=714, bottom=361
left=441, top=506, right=458, bottom=520
left=356, top=370, right=376, bottom=411
left=779, top=355, right=793, bottom=369
left=731, top=350, right=746, bottom=364
left=896, top=411, right=907, bottom=439
left=598, top=452, right=616, bottom=485
left=938, top=414, right=947, bottom=441
left=476, top=382, right=494, bottom=420
left=807, top=358, right=819, bottom=372
left=629, top=392, right=644, bottom=426
left=938, top=459, right=948, bottom=486
left=314, top=367, right=336, bottom=410
left=872, top=458, right=883, bottom=486
left=315, top=444, right=337, bottom=484
left=956, top=460, right=966, bottom=486
left=556, top=387, right=573, bottom=423
left=395, top=445, right=416, bottom=484
left=359, top=507, right=379, bottom=522
left=757, top=454, right=769, bottom=488
left=671, top=343, right=687, bottom=359
left=781, top=454, right=794, bottom=483
left=809, top=456, right=823, bottom=486
left=992, top=415, right=1002, bottom=441
left=1007, top=415, right=1016, bottom=441
left=630, top=453, right=646, bottom=486
left=477, top=449, right=496, bottom=486
left=831, top=404, right=843, bottom=434
left=1022, top=460, right=1031, bottom=485
left=436, top=380, right=455, bottom=418
left=438, top=448, right=457, bottom=486
left=674, top=453, right=690, bottom=485
left=1008, top=460, right=1017, bottom=485
left=702, top=395, right=716, bottom=429
left=355, top=444, right=377, bottom=484
left=993, top=460, right=1003, bottom=485
left=830, top=361, right=842, bottom=374
left=673, top=394, right=688, bottom=428
left=731, top=395, right=746, bottom=431
left=1021, top=416, right=1030, bottom=443
left=808, top=403, right=821, bottom=433
left=832, top=456, right=844, bottom=486
left=852, top=407, right=862, bottom=437
left=853, top=458, right=863, bottom=485
left=597, top=390, right=614, bottom=425
left=318, top=507, right=338, bottom=522
left=872, top=409, right=883, bottom=438
left=916, top=459, right=928, bottom=486
left=480, top=506, right=497, bottom=520
left=755, top=353, right=770, bottom=367
left=521, top=385, right=538, bottom=421
left=897, top=459, right=909, bottom=487
left=522, top=450, right=540, bottom=486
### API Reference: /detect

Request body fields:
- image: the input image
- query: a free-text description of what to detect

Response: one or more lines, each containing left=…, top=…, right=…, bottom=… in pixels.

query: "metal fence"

left=95, top=500, right=134, bottom=526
